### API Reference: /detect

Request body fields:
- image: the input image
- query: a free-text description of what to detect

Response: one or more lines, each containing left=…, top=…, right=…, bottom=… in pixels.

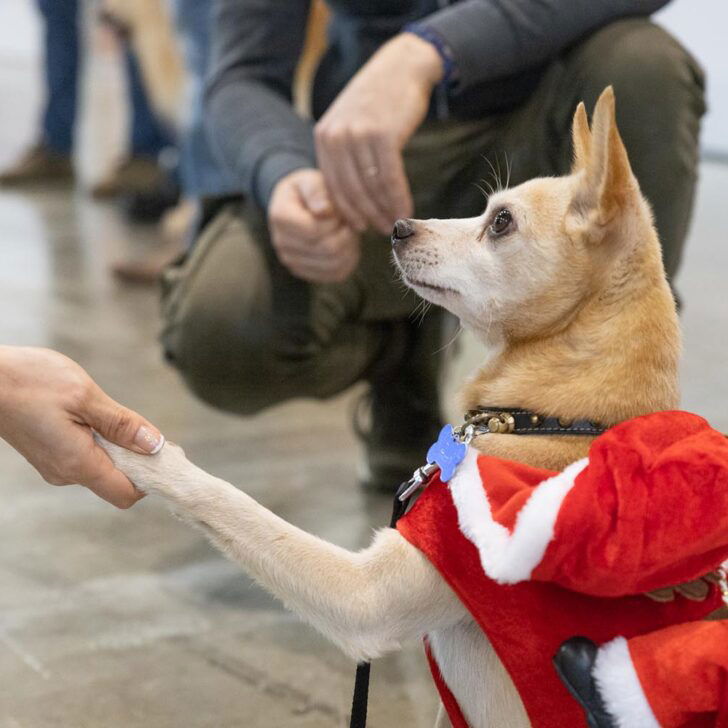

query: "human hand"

left=268, top=168, right=361, bottom=283
left=314, top=33, right=444, bottom=234
left=0, top=347, right=164, bottom=508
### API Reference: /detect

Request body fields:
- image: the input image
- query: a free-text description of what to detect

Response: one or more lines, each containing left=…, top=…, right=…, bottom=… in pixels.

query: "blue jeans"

left=171, top=0, right=239, bottom=197
left=37, top=0, right=173, bottom=157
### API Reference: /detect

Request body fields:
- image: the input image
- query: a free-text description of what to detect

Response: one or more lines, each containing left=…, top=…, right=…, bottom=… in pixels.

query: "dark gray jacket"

left=206, top=0, right=670, bottom=208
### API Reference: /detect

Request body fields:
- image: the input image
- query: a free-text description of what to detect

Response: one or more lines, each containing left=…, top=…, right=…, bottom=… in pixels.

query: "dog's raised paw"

left=94, top=434, right=184, bottom=495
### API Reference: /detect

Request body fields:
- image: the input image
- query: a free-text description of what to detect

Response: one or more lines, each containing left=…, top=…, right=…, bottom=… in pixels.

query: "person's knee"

left=581, top=20, right=705, bottom=123
left=161, top=295, right=272, bottom=415
left=162, top=295, right=345, bottom=415
left=575, top=20, right=705, bottom=280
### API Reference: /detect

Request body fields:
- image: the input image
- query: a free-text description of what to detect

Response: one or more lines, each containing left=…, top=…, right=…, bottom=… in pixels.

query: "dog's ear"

left=568, top=87, right=637, bottom=243
left=570, top=102, right=591, bottom=173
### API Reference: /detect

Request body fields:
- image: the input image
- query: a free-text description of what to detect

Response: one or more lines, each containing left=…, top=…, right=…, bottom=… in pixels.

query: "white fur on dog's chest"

left=428, top=619, right=530, bottom=728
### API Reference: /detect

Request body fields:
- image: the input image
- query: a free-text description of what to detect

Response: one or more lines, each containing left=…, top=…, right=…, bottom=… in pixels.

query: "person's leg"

left=37, top=0, right=79, bottom=155
left=0, top=0, right=77, bottom=184
left=125, top=48, right=174, bottom=159
left=171, top=0, right=239, bottom=199
left=160, top=200, right=398, bottom=416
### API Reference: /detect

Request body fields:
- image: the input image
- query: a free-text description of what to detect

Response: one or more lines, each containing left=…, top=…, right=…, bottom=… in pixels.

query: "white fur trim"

left=448, top=449, right=588, bottom=583
left=593, top=637, right=660, bottom=728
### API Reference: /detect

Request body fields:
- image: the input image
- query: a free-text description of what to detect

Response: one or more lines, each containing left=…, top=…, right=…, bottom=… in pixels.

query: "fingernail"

left=135, top=425, right=165, bottom=455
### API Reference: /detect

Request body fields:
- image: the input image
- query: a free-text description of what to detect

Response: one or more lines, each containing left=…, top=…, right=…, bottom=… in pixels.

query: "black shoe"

left=355, top=311, right=445, bottom=494
left=120, top=181, right=180, bottom=223
left=553, top=637, right=617, bottom=728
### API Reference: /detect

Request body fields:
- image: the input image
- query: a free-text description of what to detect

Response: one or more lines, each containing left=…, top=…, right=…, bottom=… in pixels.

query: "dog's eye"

left=490, top=209, right=513, bottom=237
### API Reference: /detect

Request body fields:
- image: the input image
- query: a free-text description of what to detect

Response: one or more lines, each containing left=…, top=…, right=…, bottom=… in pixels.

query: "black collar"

left=463, top=406, right=606, bottom=437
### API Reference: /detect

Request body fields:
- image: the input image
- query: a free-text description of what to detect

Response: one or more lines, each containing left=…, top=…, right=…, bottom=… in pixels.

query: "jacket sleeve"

left=531, top=413, right=728, bottom=596
left=412, top=0, right=671, bottom=94
left=205, top=0, right=316, bottom=209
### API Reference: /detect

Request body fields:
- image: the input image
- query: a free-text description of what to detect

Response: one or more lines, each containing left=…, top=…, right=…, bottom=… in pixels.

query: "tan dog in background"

left=100, top=0, right=330, bottom=124
left=99, top=88, right=680, bottom=727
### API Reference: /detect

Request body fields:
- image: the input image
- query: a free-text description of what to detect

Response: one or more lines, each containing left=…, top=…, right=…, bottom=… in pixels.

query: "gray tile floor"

left=1, top=7, right=728, bottom=726
left=0, top=183, right=441, bottom=728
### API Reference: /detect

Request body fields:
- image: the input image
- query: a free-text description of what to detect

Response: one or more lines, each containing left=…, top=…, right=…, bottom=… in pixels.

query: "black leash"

left=347, top=407, right=605, bottom=727
left=349, top=482, right=411, bottom=728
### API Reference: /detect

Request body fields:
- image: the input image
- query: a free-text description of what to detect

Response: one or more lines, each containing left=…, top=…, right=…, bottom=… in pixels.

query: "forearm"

left=415, top=0, right=672, bottom=92
left=98, top=439, right=465, bottom=660
left=206, top=0, right=316, bottom=209
left=206, top=77, right=315, bottom=207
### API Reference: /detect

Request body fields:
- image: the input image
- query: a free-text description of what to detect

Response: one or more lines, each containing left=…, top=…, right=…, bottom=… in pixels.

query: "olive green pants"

left=161, top=18, right=705, bottom=415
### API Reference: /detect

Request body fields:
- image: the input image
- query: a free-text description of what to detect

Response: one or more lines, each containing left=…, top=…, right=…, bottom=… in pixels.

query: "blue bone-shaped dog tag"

left=426, top=424, right=467, bottom=482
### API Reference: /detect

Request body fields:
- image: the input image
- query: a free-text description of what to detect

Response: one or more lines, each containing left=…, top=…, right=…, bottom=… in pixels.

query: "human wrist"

left=386, top=32, right=445, bottom=89
left=402, top=25, right=457, bottom=87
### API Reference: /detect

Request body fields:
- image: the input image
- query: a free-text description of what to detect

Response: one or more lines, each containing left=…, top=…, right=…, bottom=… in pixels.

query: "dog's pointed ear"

left=568, top=87, right=637, bottom=243
left=570, top=102, right=591, bottom=173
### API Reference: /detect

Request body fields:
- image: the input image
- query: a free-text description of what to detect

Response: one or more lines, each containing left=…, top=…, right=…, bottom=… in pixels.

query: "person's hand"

left=268, top=168, right=361, bottom=283
left=0, top=347, right=164, bottom=508
left=314, top=33, right=444, bottom=235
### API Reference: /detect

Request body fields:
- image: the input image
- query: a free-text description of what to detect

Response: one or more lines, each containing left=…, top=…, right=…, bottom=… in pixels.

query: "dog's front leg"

left=99, top=439, right=467, bottom=661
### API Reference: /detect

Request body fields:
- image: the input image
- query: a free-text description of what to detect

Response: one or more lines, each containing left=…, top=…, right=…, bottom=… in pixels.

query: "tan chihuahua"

left=100, top=88, right=680, bottom=727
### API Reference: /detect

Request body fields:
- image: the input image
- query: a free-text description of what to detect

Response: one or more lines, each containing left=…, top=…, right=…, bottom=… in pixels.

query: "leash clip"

left=397, top=462, right=439, bottom=502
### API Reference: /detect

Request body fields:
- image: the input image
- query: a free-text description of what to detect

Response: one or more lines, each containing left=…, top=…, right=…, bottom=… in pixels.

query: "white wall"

left=657, top=0, right=728, bottom=155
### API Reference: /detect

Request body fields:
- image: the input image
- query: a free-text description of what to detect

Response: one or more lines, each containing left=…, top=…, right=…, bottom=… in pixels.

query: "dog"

left=99, top=87, right=680, bottom=727
left=100, top=0, right=330, bottom=125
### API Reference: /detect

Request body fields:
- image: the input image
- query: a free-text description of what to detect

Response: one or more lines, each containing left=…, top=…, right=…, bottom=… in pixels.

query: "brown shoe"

left=0, top=143, right=74, bottom=186
left=91, top=157, right=164, bottom=199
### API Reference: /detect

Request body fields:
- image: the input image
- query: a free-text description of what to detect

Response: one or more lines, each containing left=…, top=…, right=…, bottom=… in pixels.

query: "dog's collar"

left=462, top=406, right=607, bottom=437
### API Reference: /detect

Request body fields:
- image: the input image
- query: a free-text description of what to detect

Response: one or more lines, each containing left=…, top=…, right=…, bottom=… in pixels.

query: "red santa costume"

left=592, top=620, right=728, bottom=728
left=395, top=410, right=728, bottom=728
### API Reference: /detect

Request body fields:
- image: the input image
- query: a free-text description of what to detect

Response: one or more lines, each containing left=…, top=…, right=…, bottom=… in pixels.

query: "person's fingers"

left=270, top=186, right=340, bottom=245
left=321, top=158, right=366, bottom=232
left=82, top=385, right=164, bottom=455
left=372, top=135, right=414, bottom=222
left=295, top=173, right=335, bottom=218
left=309, top=225, right=358, bottom=258
left=352, top=140, right=400, bottom=234
left=316, top=130, right=367, bottom=232
left=276, top=209, right=341, bottom=244
left=332, top=134, right=391, bottom=233
left=269, top=196, right=318, bottom=241
left=78, top=442, right=144, bottom=509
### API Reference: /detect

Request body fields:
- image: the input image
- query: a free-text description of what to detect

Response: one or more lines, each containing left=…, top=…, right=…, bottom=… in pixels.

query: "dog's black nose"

left=392, top=218, right=415, bottom=244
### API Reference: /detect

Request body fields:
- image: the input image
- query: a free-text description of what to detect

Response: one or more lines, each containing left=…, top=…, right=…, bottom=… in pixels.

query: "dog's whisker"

left=484, top=156, right=502, bottom=194
left=474, top=181, right=491, bottom=202
left=433, top=323, right=464, bottom=355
